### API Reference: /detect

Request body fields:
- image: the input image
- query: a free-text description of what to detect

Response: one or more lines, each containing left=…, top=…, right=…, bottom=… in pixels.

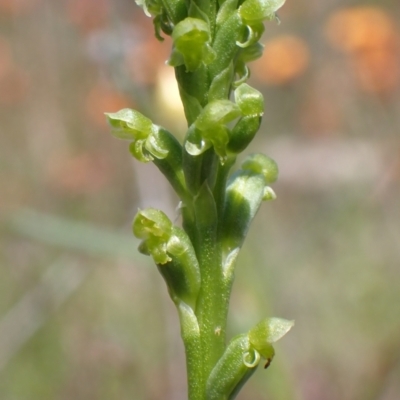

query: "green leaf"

left=216, top=0, right=239, bottom=28
left=208, top=63, right=235, bottom=102
left=208, top=13, right=245, bottom=78
left=177, top=83, right=204, bottom=126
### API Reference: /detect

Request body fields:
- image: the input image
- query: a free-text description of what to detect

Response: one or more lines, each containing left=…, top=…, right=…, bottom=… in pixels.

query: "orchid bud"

left=206, top=334, right=258, bottom=400
left=220, top=170, right=267, bottom=254
left=228, top=115, right=261, bottom=153
left=185, top=100, right=241, bottom=161
left=239, top=0, right=286, bottom=25
left=133, top=209, right=201, bottom=308
left=169, top=18, right=216, bottom=72
left=206, top=317, right=293, bottom=399
left=106, top=109, right=166, bottom=162
left=241, top=153, right=279, bottom=183
left=106, top=109, right=186, bottom=197
left=235, top=83, right=264, bottom=117
left=159, top=226, right=201, bottom=309
left=133, top=208, right=173, bottom=264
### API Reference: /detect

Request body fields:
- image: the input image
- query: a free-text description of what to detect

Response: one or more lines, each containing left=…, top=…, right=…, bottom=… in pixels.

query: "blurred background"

left=1, top=0, right=400, bottom=399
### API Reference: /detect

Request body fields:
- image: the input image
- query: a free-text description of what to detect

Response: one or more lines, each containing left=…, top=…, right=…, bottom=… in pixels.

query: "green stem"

left=190, top=183, right=230, bottom=393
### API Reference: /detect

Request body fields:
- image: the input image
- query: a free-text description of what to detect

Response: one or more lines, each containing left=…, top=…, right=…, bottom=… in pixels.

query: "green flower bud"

left=158, top=226, right=201, bottom=309
left=135, top=0, right=162, bottom=17
left=237, top=42, right=265, bottom=64
left=133, top=208, right=172, bottom=241
left=239, top=0, right=286, bottom=25
left=206, top=317, right=293, bottom=399
left=105, top=109, right=169, bottom=162
left=241, top=153, right=279, bottom=183
left=105, top=108, right=152, bottom=140
left=234, top=83, right=264, bottom=117
left=196, top=100, right=241, bottom=130
left=153, top=12, right=174, bottom=41
left=206, top=334, right=258, bottom=400
left=236, top=22, right=264, bottom=48
left=228, top=115, right=261, bottom=154
left=185, top=100, right=241, bottom=161
left=133, top=209, right=201, bottom=308
left=133, top=208, right=173, bottom=264
left=220, top=170, right=267, bottom=255
left=169, top=18, right=216, bottom=72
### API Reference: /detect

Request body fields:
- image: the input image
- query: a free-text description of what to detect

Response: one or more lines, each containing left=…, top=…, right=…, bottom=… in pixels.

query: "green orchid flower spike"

left=106, top=0, right=292, bottom=398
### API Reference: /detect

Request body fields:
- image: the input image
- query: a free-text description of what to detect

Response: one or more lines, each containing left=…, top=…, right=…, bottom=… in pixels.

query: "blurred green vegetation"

left=1, top=0, right=400, bottom=399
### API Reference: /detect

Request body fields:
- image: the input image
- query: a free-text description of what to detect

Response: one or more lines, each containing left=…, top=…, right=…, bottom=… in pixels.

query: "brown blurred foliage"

left=66, top=0, right=110, bottom=34
left=0, top=36, right=30, bottom=105
left=0, top=0, right=42, bottom=16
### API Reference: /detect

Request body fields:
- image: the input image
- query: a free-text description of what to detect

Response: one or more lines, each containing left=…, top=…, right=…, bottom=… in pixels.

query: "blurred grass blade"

left=6, top=208, right=141, bottom=261
left=0, top=256, right=89, bottom=372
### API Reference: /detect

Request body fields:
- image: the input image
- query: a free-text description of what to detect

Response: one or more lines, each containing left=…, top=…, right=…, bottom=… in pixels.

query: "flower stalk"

left=106, top=0, right=293, bottom=398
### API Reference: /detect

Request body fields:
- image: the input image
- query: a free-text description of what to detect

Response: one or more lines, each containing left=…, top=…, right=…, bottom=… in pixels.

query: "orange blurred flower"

left=85, top=84, right=132, bottom=129
left=325, top=6, right=396, bottom=53
left=325, top=6, right=400, bottom=96
left=251, top=35, right=310, bottom=86
left=352, top=49, right=399, bottom=95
